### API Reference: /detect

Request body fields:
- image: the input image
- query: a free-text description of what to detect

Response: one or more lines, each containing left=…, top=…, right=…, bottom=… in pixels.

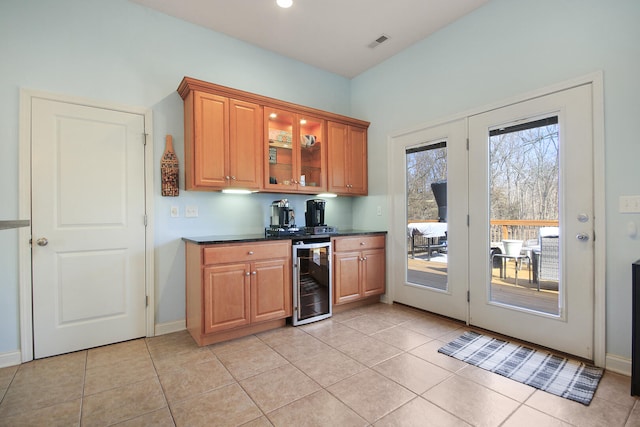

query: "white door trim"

left=18, top=89, right=155, bottom=362
left=386, top=71, right=605, bottom=366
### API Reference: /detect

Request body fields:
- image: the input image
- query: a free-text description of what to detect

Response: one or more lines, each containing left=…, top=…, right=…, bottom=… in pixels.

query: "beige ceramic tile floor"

left=1, top=303, right=638, bottom=426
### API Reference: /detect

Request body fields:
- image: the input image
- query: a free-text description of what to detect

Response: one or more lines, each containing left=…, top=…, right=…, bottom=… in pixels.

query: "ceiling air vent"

left=368, top=34, right=390, bottom=49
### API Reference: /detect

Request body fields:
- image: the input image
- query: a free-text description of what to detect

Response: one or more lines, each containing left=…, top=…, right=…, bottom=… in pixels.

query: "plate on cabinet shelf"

left=268, top=129, right=292, bottom=143
left=269, top=140, right=292, bottom=149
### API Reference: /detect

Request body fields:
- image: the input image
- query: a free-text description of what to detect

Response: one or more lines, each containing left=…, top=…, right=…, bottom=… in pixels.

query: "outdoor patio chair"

left=539, top=227, right=559, bottom=281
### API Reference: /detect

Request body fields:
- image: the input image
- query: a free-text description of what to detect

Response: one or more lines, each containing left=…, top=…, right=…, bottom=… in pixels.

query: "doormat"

left=438, top=331, right=603, bottom=405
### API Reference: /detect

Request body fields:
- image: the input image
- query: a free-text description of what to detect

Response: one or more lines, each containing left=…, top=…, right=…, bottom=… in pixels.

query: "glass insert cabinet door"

left=264, top=107, right=325, bottom=191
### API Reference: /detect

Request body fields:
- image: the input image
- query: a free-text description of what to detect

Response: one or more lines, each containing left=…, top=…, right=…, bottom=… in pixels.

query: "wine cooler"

left=292, top=239, right=332, bottom=326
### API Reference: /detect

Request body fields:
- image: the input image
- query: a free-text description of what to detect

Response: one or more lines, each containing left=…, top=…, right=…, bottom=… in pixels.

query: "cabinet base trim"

left=189, top=318, right=287, bottom=346
left=333, top=296, right=381, bottom=313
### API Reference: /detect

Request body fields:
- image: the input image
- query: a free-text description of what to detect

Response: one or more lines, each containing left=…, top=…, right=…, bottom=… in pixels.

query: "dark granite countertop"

left=182, top=229, right=387, bottom=245
left=0, top=220, right=30, bottom=230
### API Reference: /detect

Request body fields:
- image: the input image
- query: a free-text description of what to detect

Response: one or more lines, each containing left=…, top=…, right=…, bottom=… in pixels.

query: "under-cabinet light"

left=300, top=119, right=307, bottom=124
left=222, top=189, right=254, bottom=195
left=316, top=193, right=338, bottom=198
left=269, top=113, right=277, bottom=119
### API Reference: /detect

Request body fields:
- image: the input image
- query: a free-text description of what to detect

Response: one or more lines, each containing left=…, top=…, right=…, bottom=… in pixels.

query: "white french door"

left=30, top=97, right=149, bottom=358
left=390, top=119, right=468, bottom=321
left=468, top=84, right=594, bottom=359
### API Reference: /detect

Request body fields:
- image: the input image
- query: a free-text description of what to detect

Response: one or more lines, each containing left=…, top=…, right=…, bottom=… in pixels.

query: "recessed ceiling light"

left=276, top=0, right=293, bottom=8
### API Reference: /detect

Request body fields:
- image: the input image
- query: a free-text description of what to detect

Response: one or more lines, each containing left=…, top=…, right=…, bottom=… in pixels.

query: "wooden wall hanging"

left=161, top=134, right=179, bottom=196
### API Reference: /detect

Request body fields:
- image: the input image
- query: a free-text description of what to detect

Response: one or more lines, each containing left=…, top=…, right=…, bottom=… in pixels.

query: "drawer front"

left=333, top=235, right=385, bottom=252
left=204, top=241, right=291, bottom=265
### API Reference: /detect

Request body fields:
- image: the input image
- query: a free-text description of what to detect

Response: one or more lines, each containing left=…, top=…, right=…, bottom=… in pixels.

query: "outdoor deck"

left=407, top=255, right=559, bottom=315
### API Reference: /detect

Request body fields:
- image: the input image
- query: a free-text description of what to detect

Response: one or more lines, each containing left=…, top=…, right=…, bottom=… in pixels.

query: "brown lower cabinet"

left=185, top=240, right=292, bottom=346
left=332, top=235, right=386, bottom=305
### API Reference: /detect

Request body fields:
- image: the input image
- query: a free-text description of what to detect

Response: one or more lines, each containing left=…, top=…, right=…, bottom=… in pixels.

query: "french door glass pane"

left=406, top=142, right=448, bottom=290
left=488, top=117, right=560, bottom=315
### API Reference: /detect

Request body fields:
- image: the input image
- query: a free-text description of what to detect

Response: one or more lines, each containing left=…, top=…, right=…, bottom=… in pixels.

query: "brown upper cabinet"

left=327, top=122, right=368, bottom=196
left=263, top=107, right=327, bottom=193
left=180, top=89, right=263, bottom=191
left=178, top=77, right=370, bottom=195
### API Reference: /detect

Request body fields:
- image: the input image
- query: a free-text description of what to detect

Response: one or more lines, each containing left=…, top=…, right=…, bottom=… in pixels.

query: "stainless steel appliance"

left=292, top=238, right=332, bottom=325
left=270, top=199, right=296, bottom=229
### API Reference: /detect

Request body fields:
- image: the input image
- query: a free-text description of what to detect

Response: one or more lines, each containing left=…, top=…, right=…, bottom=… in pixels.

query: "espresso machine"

left=305, top=199, right=337, bottom=234
left=270, top=199, right=296, bottom=230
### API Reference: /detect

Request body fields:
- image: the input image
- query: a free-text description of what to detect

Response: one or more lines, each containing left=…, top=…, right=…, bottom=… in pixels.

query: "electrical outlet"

left=376, top=205, right=382, bottom=216
left=620, top=195, right=640, bottom=213
left=185, top=206, right=199, bottom=218
left=170, top=206, right=179, bottom=218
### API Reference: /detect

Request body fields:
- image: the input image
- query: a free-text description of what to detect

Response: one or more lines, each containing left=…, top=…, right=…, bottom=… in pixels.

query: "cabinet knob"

left=248, top=251, right=254, bottom=255
left=245, top=272, right=250, bottom=276
left=225, top=175, right=230, bottom=180
left=363, top=257, right=367, bottom=261
left=252, top=271, right=257, bottom=275
left=360, top=242, right=366, bottom=246
left=231, top=176, right=236, bottom=180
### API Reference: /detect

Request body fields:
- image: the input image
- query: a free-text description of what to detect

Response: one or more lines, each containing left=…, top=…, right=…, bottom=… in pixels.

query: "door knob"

left=36, top=237, right=48, bottom=246
left=576, top=233, right=589, bottom=241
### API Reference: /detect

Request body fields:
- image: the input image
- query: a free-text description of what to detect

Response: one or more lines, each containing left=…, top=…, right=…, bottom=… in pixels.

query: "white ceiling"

left=131, top=0, right=490, bottom=78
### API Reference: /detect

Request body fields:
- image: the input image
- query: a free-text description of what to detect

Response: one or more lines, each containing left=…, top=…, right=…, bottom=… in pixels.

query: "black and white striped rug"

left=438, top=331, right=603, bottom=405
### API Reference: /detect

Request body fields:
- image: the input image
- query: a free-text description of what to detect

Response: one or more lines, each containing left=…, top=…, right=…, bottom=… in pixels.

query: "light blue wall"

left=0, top=0, right=354, bottom=354
left=2, top=0, right=638, bottom=365
left=351, top=0, right=640, bottom=359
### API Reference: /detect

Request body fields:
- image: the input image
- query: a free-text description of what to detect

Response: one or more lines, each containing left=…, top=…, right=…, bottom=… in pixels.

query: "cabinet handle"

left=248, top=251, right=254, bottom=255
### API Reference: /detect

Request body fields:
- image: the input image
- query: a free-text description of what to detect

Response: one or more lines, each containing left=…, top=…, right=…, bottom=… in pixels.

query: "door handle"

left=36, top=237, right=48, bottom=246
left=576, top=233, right=589, bottom=241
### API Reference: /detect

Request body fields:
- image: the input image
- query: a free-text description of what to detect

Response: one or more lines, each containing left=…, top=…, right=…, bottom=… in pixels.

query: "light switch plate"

left=170, top=206, right=179, bottom=218
left=620, top=195, right=640, bottom=213
left=185, top=206, right=199, bottom=218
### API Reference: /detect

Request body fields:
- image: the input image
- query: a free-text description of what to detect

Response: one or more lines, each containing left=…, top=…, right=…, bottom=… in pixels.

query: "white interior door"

left=468, top=84, right=594, bottom=359
left=390, top=119, right=468, bottom=321
left=31, top=97, right=148, bottom=358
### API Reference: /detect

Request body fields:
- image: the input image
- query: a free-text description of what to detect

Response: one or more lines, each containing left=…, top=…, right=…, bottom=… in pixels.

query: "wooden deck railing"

left=490, top=220, right=558, bottom=242
left=408, top=219, right=559, bottom=243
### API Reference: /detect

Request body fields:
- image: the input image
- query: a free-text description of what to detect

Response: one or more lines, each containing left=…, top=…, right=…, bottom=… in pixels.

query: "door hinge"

left=144, top=214, right=148, bottom=226
left=143, top=133, right=148, bottom=146
left=145, top=295, right=149, bottom=307
left=466, top=138, right=469, bottom=150
left=467, top=290, right=470, bottom=302
left=467, top=215, right=470, bottom=226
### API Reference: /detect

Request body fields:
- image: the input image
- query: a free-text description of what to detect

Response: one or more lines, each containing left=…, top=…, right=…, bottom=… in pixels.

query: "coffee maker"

left=304, top=199, right=337, bottom=234
left=305, top=199, right=326, bottom=227
left=270, top=199, right=296, bottom=229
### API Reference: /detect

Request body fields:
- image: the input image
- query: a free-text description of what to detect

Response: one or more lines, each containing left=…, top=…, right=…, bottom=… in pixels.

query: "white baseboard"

left=0, top=351, right=22, bottom=368
left=154, top=319, right=186, bottom=336
left=606, top=353, right=631, bottom=376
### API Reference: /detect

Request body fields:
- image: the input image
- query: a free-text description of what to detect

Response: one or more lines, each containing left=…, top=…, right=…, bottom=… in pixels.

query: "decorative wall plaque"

left=161, top=134, right=179, bottom=196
